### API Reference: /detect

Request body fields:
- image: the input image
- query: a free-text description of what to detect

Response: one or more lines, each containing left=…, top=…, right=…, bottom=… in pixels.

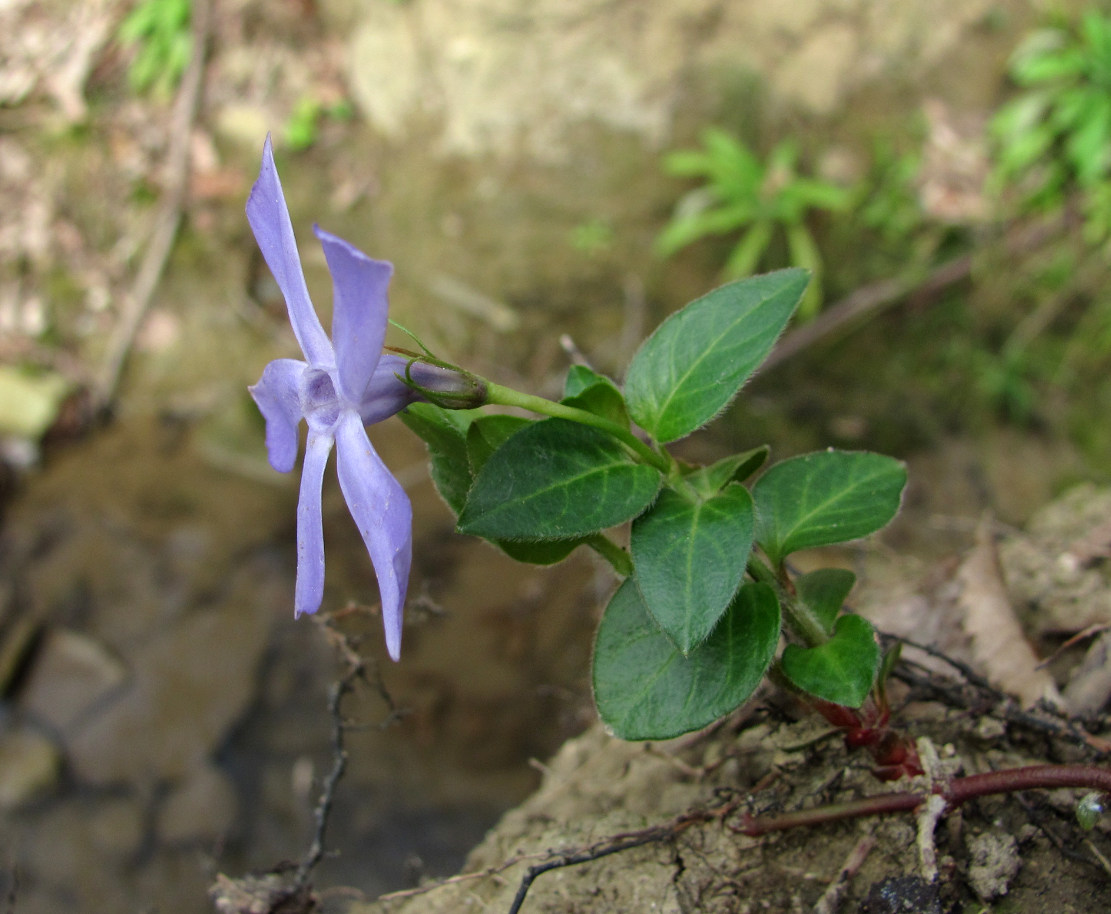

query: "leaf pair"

left=749, top=452, right=906, bottom=709
left=593, top=579, right=780, bottom=740
left=781, top=568, right=877, bottom=708
left=409, top=269, right=810, bottom=558
left=400, top=406, right=655, bottom=563
left=401, top=267, right=909, bottom=739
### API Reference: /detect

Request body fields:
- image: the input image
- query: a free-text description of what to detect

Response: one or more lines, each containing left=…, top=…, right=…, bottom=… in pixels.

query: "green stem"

left=585, top=533, right=633, bottom=577
left=484, top=381, right=672, bottom=474
left=747, top=556, right=828, bottom=647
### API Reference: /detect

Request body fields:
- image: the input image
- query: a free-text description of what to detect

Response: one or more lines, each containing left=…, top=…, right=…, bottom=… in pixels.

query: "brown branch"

left=505, top=794, right=742, bottom=914
left=736, top=764, right=1111, bottom=838
left=94, top=0, right=211, bottom=414
left=889, top=634, right=1111, bottom=756
left=813, top=835, right=876, bottom=914
left=292, top=612, right=405, bottom=890
left=761, top=216, right=1066, bottom=373
left=292, top=663, right=360, bottom=888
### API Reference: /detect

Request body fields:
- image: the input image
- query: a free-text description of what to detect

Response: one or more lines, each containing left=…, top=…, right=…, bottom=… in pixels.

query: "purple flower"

left=247, top=135, right=415, bottom=660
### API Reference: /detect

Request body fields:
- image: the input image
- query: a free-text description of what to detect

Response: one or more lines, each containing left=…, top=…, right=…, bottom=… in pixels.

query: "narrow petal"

left=249, top=358, right=307, bottom=473
left=294, top=432, right=333, bottom=618
left=335, top=413, right=412, bottom=660
left=247, top=135, right=332, bottom=367
left=314, top=225, right=392, bottom=406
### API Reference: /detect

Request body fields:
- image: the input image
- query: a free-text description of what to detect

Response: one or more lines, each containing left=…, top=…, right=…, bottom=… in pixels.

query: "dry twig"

left=94, top=0, right=211, bottom=413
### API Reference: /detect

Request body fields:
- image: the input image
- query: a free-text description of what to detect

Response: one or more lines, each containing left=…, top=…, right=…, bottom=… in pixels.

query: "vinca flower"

left=246, top=136, right=419, bottom=659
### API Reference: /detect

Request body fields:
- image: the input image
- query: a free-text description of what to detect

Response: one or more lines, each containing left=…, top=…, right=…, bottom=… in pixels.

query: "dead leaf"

left=1063, top=630, right=1111, bottom=717
left=957, top=515, right=1061, bottom=708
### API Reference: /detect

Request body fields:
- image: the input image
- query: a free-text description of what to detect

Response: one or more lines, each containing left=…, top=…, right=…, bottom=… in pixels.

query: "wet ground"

left=0, top=413, right=608, bottom=911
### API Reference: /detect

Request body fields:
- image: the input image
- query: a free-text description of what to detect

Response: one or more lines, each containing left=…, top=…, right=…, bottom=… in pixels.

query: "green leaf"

left=463, top=416, right=587, bottom=564
left=657, top=199, right=756, bottom=256
left=399, top=403, right=480, bottom=515
left=795, top=568, right=856, bottom=635
left=562, top=365, right=630, bottom=426
left=753, top=450, right=907, bottom=566
left=722, top=220, right=774, bottom=279
left=496, top=538, right=584, bottom=565
left=784, top=223, right=824, bottom=320
left=624, top=269, right=808, bottom=443
left=684, top=446, right=768, bottom=497
left=593, top=580, right=780, bottom=740
left=458, top=418, right=661, bottom=540
left=630, top=483, right=755, bottom=653
left=466, top=414, right=531, bottom=473
left=780, top=613, right=879, bottom=708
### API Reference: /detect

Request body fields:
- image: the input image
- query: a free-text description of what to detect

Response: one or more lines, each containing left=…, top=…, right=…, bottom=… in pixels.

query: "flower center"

left=300, top=367, right=344, bottom=433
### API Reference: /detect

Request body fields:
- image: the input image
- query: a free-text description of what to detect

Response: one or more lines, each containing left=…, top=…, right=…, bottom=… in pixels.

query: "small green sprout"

left=991, top=10, right=1111, bottom=243
left=656, top=128, right=852, bottom=319
left=117, top=0, right=192, bottom=97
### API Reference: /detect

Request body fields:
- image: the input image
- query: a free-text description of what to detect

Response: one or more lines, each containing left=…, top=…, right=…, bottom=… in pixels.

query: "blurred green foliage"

left=569, top=219, right=616, bottom=257
left=117, top=0, right=192, bottom=97
left=283, top=96, right=355, bottom=151
left=991, top=9, right=1111, bottom=243
left=655, top=128, right=852, bottom=320
left=856, top=139, right=926, bottom=248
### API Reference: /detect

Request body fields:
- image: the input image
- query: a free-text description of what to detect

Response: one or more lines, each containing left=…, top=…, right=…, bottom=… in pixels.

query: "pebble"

left=65, top=598, right=272, bottom=785
left=17, top=626, right=127, bottom=733
left=0, top=723, right=61, bottom=809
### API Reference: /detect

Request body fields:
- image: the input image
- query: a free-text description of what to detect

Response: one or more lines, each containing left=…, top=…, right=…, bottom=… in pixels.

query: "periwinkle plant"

left=247, top=136, right=483, bottom=660
left=249, top=138, right=908, bottom=755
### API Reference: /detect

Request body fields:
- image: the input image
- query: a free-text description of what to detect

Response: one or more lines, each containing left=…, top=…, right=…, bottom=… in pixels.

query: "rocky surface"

left=325, top=486, right=1111, bottom=914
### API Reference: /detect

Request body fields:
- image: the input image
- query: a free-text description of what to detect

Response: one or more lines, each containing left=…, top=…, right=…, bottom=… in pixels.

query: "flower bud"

left=405, top=359, right=488, bottom=410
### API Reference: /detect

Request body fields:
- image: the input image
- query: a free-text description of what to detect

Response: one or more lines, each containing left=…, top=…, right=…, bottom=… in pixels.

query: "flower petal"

left=294, top=431, right=333, bottom=618
left=359, top=354, right=422, bottom=425
left=249, top=358, right=306, bottom=473
left=247, top=135, right=332, bottom=367
left=314, top=225, right=392, bottom=406
left=335, top=412, right=412, bottom=660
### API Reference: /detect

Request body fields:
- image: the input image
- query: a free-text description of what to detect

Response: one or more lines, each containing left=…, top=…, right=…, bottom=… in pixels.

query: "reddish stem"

left=738, top=764, right=1111, bottom=837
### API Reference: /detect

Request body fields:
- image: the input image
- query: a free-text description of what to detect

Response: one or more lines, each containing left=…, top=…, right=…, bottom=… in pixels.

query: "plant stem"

left=585, top=534, right=634, bottom=577
left=747, top=556, right=828, bottom=647
left=738, top=764, right=1111, bottom=837
left=484, top=381, right=672, bottom=474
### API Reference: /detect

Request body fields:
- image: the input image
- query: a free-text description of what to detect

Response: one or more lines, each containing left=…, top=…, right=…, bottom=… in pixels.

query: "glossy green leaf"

left=753, top=450, right=907, bottom=566
left=496, top=538, right=584, bottom=565
left=624, top=269, right=808, bottom=443
left=466, top=414, right=531, bottom=473
left=562, top=365, right=629, bottom=426
left=631, top=483, right=754, bottom=653
left=684, top=446, right=768, bottom=497
left=593, top=580, right=780, bottom=740
left=464, top=415, right=588, bottom=563
left=780, top=613, right=879, bottom=708
left=795, top=568, right=856, bottom=635
left=458, top=419, right=661, bottom=540
left=399, top=403, right=479, bottom=515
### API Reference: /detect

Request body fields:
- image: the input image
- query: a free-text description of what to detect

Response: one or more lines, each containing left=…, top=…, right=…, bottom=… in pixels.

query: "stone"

left=0, top=724, right=61, bottom=809
left=17, top=794, right=146, bottom=907
left=64, top=556, right=282, bottom=785
left=775, top=22, right=860, bottom=114
left=966, top=830, right=1021, bottom=900
left=17, top=627, right=127, bottom=733
left=1000, top=484, right=1111, bottom=634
